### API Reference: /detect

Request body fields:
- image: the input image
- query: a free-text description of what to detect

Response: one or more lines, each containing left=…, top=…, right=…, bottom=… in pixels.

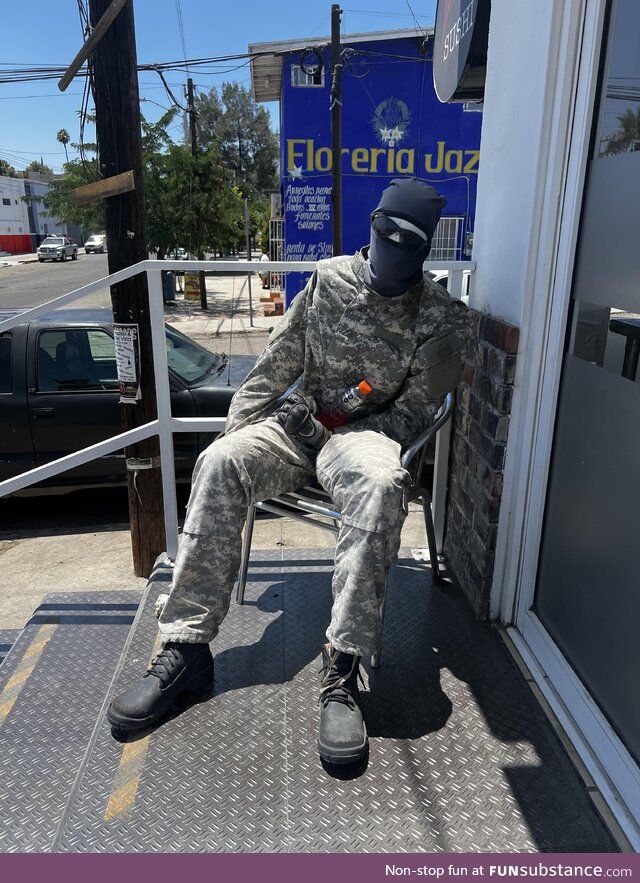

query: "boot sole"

left=317, top=728, right=369, bottom=765
left=106, top=666, right=214, bottom=732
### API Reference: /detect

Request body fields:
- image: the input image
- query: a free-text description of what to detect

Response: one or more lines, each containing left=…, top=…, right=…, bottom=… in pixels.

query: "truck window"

left=87, top=330, right=119, bottom=389
left=36, top=329, right=112, bottom=392
left=0, top=333, right=11, bottom=393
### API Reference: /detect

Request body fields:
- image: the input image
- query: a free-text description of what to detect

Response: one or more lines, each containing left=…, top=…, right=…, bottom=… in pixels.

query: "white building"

left=0, top=174, right=77, bottom=254
left=0, top=175, right=31, bottom=254
left=23, top=174, right=69, bottom=242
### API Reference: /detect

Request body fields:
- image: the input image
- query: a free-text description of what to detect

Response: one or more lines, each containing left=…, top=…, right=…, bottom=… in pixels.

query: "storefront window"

left=596, top=0, right=640, bottom=158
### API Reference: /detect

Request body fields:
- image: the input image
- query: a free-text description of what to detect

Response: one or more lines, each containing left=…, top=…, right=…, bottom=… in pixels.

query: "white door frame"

left=489, top=0, right=640, bottom=845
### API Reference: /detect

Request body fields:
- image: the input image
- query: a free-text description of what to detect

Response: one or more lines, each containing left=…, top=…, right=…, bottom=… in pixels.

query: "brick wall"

left=443, top=312, right=520, bottom=619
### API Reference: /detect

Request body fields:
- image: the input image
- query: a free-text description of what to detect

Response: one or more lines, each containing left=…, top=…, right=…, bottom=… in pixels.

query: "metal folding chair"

left=235, top=392, right=454, bottom=667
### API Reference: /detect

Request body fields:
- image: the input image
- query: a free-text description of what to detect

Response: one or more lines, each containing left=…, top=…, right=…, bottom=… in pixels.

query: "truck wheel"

left=72, top=250, right=77, bottom=260
left=38, top=258, right=44, bottom=263
left=60, top=251, right=66, bottom=262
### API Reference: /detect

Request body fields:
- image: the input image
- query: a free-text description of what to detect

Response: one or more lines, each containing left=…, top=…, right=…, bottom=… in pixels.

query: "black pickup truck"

left=0, top=308, right=255, bottom=494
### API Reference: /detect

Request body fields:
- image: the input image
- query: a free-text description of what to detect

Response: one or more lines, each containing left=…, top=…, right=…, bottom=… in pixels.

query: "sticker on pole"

left=184, top=272, right=200, bottom=301
left=114, top=323, right=141, bottom=403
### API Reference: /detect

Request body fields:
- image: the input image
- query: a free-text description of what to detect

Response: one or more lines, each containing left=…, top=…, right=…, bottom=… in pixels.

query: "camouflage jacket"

left=226, top=251, right=471, bottom=447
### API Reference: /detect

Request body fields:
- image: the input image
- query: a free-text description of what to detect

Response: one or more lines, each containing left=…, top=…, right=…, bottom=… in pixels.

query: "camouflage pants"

left=159, top=417, right=410, bottom=656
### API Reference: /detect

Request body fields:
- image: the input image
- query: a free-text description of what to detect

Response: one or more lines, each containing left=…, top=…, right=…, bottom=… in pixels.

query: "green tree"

left=41, top=154, right=104, bottom=233
left=153, top=145, right=244, bottom=258
left=141, top=109, right=180, bottom=257
left=142, top=109, right=244, bottom=258
left=23, top=160, right=54, bottom=176
left=190, top=88, right=222, bottom=147
left=38, top=110, right=249, bottom=253
left=192, top=83, right=278, bottom=255
left=604, top=107, right=640, bottom=155
left=0, top=159, right=18, bottom=177
left=194, top=82, right=279, bottom=196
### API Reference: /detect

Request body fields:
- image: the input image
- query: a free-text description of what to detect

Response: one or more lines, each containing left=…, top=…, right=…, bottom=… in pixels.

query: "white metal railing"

left=0, top=258, right=474, bottom=560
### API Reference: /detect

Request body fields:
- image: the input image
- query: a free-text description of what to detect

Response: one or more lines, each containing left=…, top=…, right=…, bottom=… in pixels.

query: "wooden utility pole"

left=186, top=77, right=208, bottom=311
left=330, top=3, right=343, bottom=256
left=90, top=0, right=166, bottom=576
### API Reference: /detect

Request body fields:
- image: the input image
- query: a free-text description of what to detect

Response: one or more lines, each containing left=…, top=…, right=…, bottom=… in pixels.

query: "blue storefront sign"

left=278, top=33, right=482, bottom=304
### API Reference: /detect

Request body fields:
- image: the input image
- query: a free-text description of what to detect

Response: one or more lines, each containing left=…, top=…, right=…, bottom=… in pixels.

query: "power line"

left=0, top=147, right=66, bottom=155
left=0, top=45, right=433, bottom=88
left=154, top=67, right=188, bottom=111
left=174, top=0, right=190, bottom=74
left=0, top=92, right=84, bottom=100
left=0, top=52, right=262, bottom=85
left=343, top=8, right=434, bottom=20
left=404, top=0, right=430, bottom=38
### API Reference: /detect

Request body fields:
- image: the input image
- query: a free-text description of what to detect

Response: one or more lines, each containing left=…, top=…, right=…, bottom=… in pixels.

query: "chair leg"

left=236, top=505, right=256, bottom=605
left=421, top=491, right=443, bottom=581
left=370, top=574, right=389, bottom=669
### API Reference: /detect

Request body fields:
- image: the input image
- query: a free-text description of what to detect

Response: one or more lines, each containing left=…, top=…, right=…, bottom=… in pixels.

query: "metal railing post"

left=448, top=267, right=465, bottom=300
left=147, top=268, right=180, bottom=560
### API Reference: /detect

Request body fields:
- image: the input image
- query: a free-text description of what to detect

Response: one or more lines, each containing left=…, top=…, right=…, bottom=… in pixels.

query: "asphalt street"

left=0, top=252, right=112, bottom=309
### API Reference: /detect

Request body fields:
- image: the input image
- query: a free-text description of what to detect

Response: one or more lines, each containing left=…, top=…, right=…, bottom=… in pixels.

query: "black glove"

left=275, top=392, right=330, bottom=449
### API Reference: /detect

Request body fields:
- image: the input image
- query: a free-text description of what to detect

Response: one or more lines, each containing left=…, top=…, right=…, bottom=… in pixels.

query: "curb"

left=1, top=256, right=39, bottom=266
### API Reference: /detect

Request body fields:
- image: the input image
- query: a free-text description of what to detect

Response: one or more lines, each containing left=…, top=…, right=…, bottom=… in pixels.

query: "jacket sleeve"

left=348, top=298, right=472, bottom=447
left=224, top=273, right=316, bottom=434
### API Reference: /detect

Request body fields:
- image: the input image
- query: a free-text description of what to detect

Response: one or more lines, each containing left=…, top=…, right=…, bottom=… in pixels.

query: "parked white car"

left=84, top=234, right=106, bottom=254
left=37, top=237, right=78, bottom=263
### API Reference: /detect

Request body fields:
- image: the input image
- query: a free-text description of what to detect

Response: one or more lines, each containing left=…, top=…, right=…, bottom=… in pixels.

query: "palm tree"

left=604, top=107, right=640, bottom=156
left=56, top=128, right=70, bottom=163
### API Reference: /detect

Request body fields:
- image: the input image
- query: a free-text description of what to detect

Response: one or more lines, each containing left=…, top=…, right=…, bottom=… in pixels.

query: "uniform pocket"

left=424, top=330, right=463, bottom=398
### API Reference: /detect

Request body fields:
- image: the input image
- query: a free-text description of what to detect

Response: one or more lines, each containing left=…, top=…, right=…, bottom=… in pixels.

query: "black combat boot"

left=107, top=641, right=213, bottom=732
left=317, top=643, right=368, bottom=764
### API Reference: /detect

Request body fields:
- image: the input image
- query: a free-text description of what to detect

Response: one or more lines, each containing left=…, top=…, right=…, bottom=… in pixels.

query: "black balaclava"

left=364, top=178, right=447, bottom=297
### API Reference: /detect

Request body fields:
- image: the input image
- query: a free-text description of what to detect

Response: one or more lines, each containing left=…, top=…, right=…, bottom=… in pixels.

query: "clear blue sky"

left=0, top=0, right=436, bottom=174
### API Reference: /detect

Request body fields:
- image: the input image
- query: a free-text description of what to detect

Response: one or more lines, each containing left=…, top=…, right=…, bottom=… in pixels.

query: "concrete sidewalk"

left=164, top=267, right=279, bottom=355
left=0, top=249, right=40, bottom=266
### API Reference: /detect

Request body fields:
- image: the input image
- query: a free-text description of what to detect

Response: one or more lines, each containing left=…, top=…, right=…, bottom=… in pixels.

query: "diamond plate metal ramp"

left=55, top=550, right=617, bottom=853
left=0, top=629, right=19, bottom=667
left=0, top=589, right=142, bottom=852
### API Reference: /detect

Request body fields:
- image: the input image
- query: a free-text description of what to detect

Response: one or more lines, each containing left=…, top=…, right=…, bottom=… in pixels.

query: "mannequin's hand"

left=275, top=392, right=330, bottom=449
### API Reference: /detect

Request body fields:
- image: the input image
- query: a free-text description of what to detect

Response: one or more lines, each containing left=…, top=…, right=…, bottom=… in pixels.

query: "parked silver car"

left=84, top=234, right=106, bottom=254
left=37, top=236, right=78, bottom=263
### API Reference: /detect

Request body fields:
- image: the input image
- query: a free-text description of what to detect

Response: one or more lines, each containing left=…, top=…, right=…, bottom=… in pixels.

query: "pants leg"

left=159, top=419, right=314, bottom=644
left=315, top=430, right=410, bottom=657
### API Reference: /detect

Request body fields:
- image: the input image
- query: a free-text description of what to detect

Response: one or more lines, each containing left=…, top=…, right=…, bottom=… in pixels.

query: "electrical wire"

left=155, top=68, right=188, bottom=111
left=72, top=0, right=95, bottom=179
left=0, top=147, right=65, bottom=156
left=0, top=44, right=437, bottom=87
left=0, top=91, right=84, bottom=100
left=140, top=97, right=175, bottom=112
left=343, top=9, right=434, bottom=22
left=404, top=0, right=431, bottom=38
left=175, top=0, right=190, bottom=74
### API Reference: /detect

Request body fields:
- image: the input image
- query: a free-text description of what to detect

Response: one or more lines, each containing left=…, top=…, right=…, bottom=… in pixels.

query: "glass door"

left=534, top=0, right=640, bottom=766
